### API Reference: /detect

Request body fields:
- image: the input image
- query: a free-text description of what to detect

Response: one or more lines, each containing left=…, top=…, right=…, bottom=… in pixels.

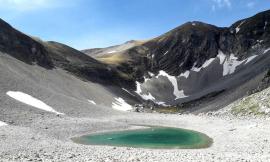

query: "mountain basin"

left=72, top=127, right=212, bottom=149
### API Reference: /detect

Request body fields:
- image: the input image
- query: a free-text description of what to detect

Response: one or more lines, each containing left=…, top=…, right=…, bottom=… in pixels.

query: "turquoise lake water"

left=72, top=127, right=212, bottom=149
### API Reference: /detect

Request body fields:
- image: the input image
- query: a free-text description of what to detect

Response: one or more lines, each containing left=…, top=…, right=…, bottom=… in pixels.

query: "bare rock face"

left=104, top=10, right=270, bottom=110
left=0, top=18, right=53, bottom=69
left=144, top=22, right=222, bottom=75
left=126, top=10, right=270, bottom=77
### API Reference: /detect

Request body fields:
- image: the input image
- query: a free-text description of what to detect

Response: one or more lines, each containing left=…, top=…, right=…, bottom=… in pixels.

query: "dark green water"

left=72, top=127, right=212, bottom=149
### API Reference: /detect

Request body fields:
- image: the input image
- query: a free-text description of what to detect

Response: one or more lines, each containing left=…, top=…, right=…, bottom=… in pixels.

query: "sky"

left=0, top=0, right=269, bottom=50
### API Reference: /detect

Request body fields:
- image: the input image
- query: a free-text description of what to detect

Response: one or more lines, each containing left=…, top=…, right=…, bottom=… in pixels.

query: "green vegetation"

left=230, top=92, right=270, bottom=116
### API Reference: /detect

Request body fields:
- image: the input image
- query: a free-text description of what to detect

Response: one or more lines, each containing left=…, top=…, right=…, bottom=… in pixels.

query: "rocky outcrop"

left=105, top=10, right=270, bottom=109
left=0, top=18, right=53, bottom=69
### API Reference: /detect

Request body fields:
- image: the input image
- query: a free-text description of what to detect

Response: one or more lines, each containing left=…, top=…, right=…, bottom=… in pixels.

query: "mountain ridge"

left=1, top=10, right=270, bottom=112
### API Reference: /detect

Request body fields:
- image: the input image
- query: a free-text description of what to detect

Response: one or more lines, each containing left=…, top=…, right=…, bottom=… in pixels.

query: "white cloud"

left=0, top=0, right=66, bottom=11
left=211, top=0, right=232, bottom=11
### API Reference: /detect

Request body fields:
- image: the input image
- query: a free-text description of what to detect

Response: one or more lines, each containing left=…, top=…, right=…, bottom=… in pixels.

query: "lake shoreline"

left=71, top=126, right=213, bottom=149
left=0, top=112, right=270, bottom=161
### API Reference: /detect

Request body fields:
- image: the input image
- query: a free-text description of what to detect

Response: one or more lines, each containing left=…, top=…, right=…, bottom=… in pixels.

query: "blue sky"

left=0, top=0, right=269, bottom=50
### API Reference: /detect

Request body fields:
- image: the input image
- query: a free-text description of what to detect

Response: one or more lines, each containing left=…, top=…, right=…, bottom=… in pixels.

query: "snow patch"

left=223, top=54, right=245, bottom=76
left=217, top=50, right=226, bottom=64
left=158, top=71, right=188, bottom=100
left=218, top=50, right=258, bottom=74
left=6, top=91, right=64, bottom=115
left=112, top=97, right=133, bottom=111
left=0, top=121, right=7, bottom=127
left=122, top=88, right=135, bottom=96
left=191, top=65, right=202, bottom=72
left=192, top=23, right=196, bottom=26
left=202, top=58, right=215, bottom=68
left=184, top=50, right=253, bottom=77
left=148, top=72, right=154, bottom=77
left=235, top=28, right=240, bottom=33
left=164, top=51, right=169, bottom=55
left=236, top=21, right=245, bottom=33
left=156, top=102, right=171, bottom=107
left=264, top=48, right=270, bottom=54
left=191, top=57, right=216, bottom=73
left=245, top=55, right=257, bottom=64
left=107, top=51, right=116, bottom=54
left=264, top=21, right=268, bottom=30
left=135, top=82, right=156, bottom=101
left=88, top=100, right=96, bottom=105
left=180, top=71, right=190, bottom=79
left=143, top=76, right=151, bottom=82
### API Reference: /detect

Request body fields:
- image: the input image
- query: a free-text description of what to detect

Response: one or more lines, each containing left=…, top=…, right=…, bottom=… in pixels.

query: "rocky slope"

left=1, top=10, right=270, bottom=162
left=82, top=9, right=270, bottom=111
left=0, top=18, right=140, bottom=126
left=215, top=71, right=270, bottom=117
left=0, top=10, right=270, bottom=115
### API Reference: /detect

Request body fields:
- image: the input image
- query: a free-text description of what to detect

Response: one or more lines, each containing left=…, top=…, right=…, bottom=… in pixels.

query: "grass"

left=97, top=53, right=128, bottom=65
left=230, top=95, right=269, bottom=116
left=155, top=106, right=184, bottom=114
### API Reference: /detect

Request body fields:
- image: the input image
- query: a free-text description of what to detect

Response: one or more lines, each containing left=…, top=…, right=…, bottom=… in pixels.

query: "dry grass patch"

left=97, top=53, right=129, bottom=65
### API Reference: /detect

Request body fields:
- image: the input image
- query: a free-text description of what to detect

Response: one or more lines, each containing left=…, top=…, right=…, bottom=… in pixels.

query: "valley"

left=0, top=9, right=270, bottom=162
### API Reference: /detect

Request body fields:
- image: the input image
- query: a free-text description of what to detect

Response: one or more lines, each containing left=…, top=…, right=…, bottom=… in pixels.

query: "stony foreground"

left=0, top=112, right=270, bottom=162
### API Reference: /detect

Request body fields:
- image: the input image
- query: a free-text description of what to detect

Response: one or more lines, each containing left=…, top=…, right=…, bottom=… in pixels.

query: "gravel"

left=1, top=53, right=270, bottom=161
left=1, top=112, right=270, bottom=162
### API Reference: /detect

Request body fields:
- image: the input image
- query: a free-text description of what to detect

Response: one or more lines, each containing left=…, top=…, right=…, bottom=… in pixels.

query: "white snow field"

left=112, top=97, right=133, bottom=111
left=6, top=91, right=64, bottom=115
left=135, top=81, right=155, bottom=100
left=88, top=100, right=97, bottom=105
left=158, top=70, right=188, bottom=100
left=0, top=121, right=7, bottom=127
left=135, top=70, right=188, bottom=101
left=217, top=50, right=261, bottom=76
left=222, top=54, right=245, bottom=76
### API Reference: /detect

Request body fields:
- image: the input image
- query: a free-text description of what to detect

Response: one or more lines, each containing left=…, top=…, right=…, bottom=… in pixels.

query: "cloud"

left=211, top=0, right=232, bottom=11
left=0, top=0, right=66, bottom=12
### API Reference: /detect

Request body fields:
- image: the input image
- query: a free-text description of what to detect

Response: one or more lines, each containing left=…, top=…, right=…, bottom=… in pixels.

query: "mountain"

left=0, top=10, right=270, bottom=118
left=82, top=40, right=146, bottom=66
left=82, top=10, right=270, bottom=112
left=82, top=40, right=146, bottom=58
left=0, top=18, right=53, bottom=69
left=1, top=9, right=270, bottom=162
left=0, top=18, right=141, bottom=125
